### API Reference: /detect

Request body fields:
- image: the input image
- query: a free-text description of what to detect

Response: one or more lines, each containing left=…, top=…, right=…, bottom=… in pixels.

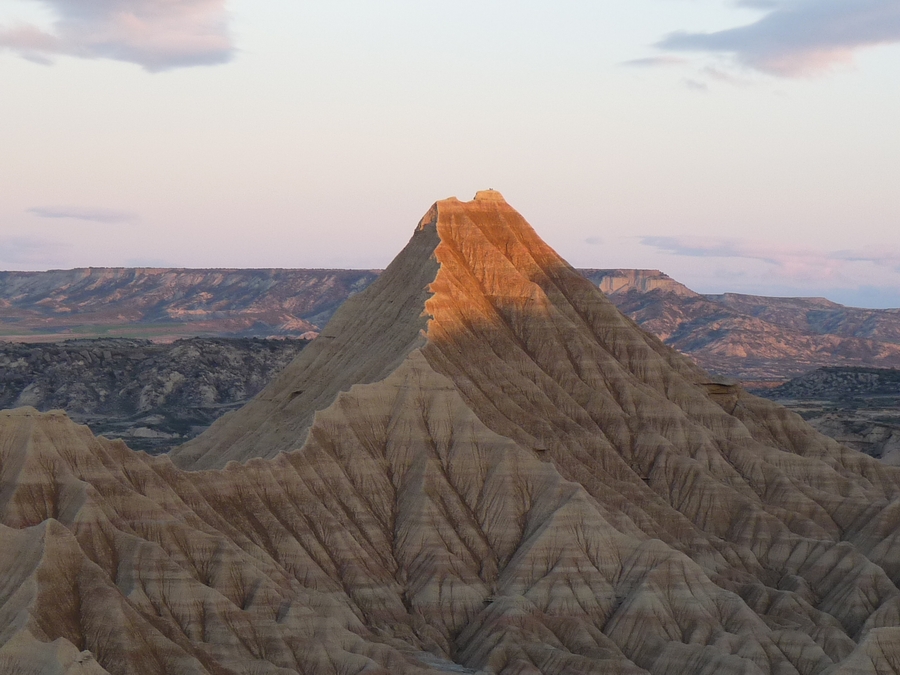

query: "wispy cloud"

left=657, top=0, right=900, bottom=77
left=642, top=236, right=794, bottom=264
left=0, top=0, right=233, bottom=71
left=683, top=78, right=709, bottom=92
left=702, top=66, right=752, bottom=87
left=620, top=56, right=687, bottom=68
left=28, top=206, right=138, bottom=223
left=831, top=247, right=900, bottom=271
left=0, top=236, right=67, bottom=266
left=642, top=235, right=900, bottom=282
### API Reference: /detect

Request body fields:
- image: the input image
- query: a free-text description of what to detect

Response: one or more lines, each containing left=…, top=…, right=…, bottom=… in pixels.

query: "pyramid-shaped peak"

left=174, top=190, right=700, bottom=469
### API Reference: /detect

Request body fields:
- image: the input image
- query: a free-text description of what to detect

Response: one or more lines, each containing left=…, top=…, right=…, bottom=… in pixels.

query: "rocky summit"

left=3, top=191, right=900, bottom=675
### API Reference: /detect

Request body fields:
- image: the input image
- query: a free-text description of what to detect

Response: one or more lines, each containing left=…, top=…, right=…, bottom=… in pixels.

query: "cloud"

left=657, top=0, right=900, bottom=76
left=642, top=236, right=792, bottom=264
left=683, top=78, right=708, bottom=92
left=0, top=236, right=67, bottom=266
left=642, top=235, right=900, bottom=283
left=830, top=248, right=900, bottom=272
left=620, top=56, right=687, bottom=68
left=28, top=206, right=138, bottom=223
left=633, top=235, right=900, bottom=307
left=0, top=0, right=233, bottom=71
left=702, top=66, right=751, bottom=87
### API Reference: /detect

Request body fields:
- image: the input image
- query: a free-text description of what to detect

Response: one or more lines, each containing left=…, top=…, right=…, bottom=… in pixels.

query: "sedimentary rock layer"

left=3, top=191, right=900, bottom=674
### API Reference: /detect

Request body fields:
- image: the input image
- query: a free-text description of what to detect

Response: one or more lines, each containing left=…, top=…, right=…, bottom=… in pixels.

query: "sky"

left=1, top=0, right=899, bottom=307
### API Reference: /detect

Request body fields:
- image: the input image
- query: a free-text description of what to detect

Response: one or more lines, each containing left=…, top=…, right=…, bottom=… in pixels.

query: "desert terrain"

left=3, top=192, right=900, bottom=674
left=0, top=269, right=378, bottom=342
left=0, top=338, right=307, bottom=453
left=6, top=267, right=900, bottom=386
left=764, top=367, right=900, bottom=465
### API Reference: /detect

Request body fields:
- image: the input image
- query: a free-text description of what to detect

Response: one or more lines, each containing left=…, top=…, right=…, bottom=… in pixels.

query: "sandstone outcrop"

left=4, top=192, right=900, bottom=674
left=583, top=269, right=698, bottom=297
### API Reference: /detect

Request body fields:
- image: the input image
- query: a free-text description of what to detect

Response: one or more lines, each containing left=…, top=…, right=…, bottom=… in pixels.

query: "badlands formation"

left=593, top=271, right=900, bottom=382
left=4, top=191, right=900, bottom=674
left=0, top=268, right=378, bottom=341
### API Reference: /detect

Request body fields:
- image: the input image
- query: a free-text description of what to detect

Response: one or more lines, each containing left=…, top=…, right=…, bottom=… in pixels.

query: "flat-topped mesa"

left=583, top=268, right=700, bottom=297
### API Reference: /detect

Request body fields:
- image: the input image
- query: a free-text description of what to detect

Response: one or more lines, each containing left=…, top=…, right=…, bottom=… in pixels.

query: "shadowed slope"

left=171, top=220, right=440, bottom=469
left=4, top=192, right=900, bottom=674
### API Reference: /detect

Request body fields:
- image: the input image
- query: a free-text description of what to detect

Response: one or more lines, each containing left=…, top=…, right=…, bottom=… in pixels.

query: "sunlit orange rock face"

left=4, top=191, right=900, bottom=674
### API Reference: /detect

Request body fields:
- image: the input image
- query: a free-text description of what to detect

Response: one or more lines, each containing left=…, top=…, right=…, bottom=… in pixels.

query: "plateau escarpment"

left=582, top=268, right=698, bottom=297
left=600, top=274, right=900, bottom=382
left=3, top=191, right=900, bottom=675
left=0, top=268, right=379, bottom=341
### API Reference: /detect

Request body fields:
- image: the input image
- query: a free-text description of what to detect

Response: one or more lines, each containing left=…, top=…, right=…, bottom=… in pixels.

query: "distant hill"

left=0, top=268, right=379, bottom=341
left=767, top=366, right=900, bottom=400
left=4, top=266, right=900, bottom=382
left=709, top=293, right=900, bottom=343
left=590, top=270, right=900, bottom=382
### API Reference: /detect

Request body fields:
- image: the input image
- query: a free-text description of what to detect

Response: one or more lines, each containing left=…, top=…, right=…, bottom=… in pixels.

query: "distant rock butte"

left=582, top=269, right=699, bottom=298
left=4, top=192, right=900, bottom=674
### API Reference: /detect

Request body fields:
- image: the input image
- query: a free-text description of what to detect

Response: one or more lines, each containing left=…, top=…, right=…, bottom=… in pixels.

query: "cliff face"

left=582, top=269, right=698, bottom=297
left=2, top=191, right=892, bottom=674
